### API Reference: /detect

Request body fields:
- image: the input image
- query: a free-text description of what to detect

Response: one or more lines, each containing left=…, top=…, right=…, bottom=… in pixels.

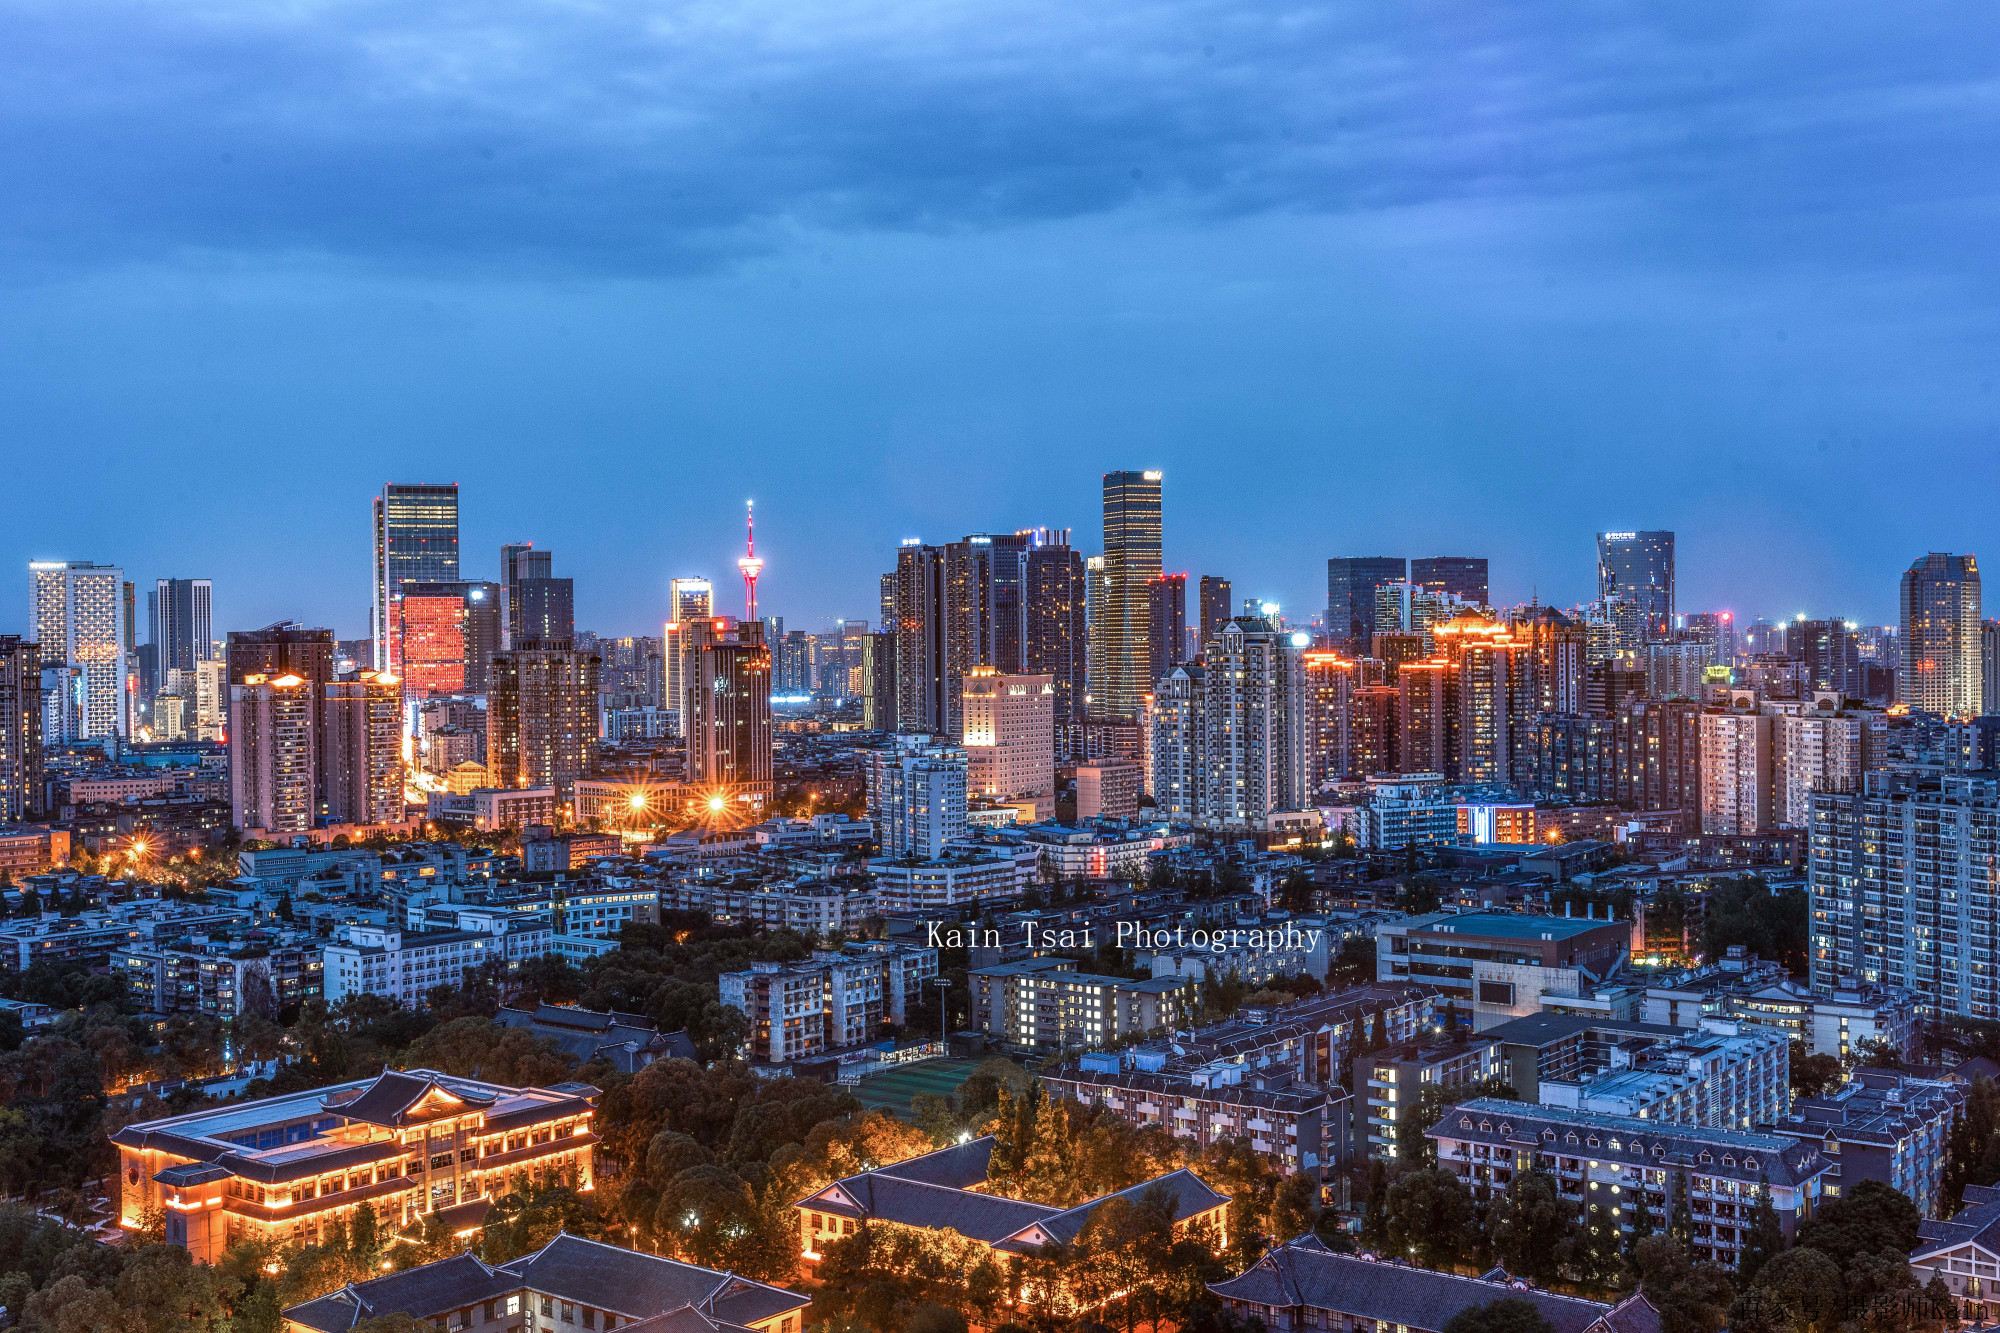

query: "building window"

left=562, top=1303, right=575, bottom=1324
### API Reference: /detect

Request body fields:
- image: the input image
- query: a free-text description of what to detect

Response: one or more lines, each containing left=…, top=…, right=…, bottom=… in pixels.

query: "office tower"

left=324, top=671, right=403, bottom=825
left=1680, top=611, right=1737, bottom=667
left=372, top=483, right=460, bottom=669
left=773, top=630, right=811, bottom=694
left=0, top=638, right=43, bottom=819
left=869, top=734, right=967, bottom=859
left=1699, top=696, right=1772, bottom=834
left=1195, top=618, right=1310, bottom=827
left=1095, top=470, right=1163, bottom=720
left=892, top=541, right=949, bottom=733
left=961, top=668, right=1055, bottom=815
left=1584, top=659, right=1647, bottom=716
left=228, top=674, right=317, bottom=834
left=135, top=641, right=161, bottom=716
left=1596, top=530, right=1675, bottom=644
left=1084, top=554, right=1107, bottom=715
left=1900, top=554, right=1982, bottom=717
left=1199, top=577, right=1234, bottom=641
left=1397, top=659, right=1453, bottom=776
left=862, top=632, right=897, bottom=732
left=880, top=574, right=895, bottom=629
left=1148, top=665, right=1204, bottom=819
left=1785, top=618, right=1862, bottom=699
left=1021, top=533, right=1087, bottom=730
left=1645, top=641, right=1712, bottom=700
left=1147, top=574, right=1187, bottom=686
left=488, top=643, right=600, bottom=797
left=1509, top=606, right=1586, bottom=716
left=150, top=578, right=215, bottom=677
left=388, top=581, right=502, bottom=694
left=1774, top=702, right=1880, bottom=829
left=1410, top=557, right=1489, bottom=606
left=1325, top=558, right=1406, bottom=654
left=681, top=617, right=773, bottom=808
left=665, top=577, right=714, bottom=732
left=1580, top=593, right=1644, bottom=659
left=28, top=561, right=129, bottom=740
left=499, top=543, right=550, bottom=650
left=838, top=619, right=870, bottom=698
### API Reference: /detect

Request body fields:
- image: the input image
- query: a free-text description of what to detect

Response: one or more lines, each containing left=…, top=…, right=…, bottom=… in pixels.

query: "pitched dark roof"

left=498, top=1232, right=807, bottom=1327
left=615, top=1308, right=756, bottom=1333
left=872, top=1137, right=995, bottom=1189
left=282, top=1253, right=515, bottom=1333
left=1915, top=1186, right=2000, bottom=1261
left=323, top=1069, right=499, bottom=1127
left=808, top=1173, right=1062, bottom=1243
left=1210, top=1244, right=1621, bottom=1333
left=998, top=1168, right=1229, bottom=1251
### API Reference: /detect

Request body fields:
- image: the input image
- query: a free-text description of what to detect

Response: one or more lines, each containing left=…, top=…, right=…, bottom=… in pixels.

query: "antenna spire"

left=736, top=500, right=764, bottom=621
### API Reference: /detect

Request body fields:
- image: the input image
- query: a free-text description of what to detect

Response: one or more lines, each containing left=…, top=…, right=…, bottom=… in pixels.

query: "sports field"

left=848, top=1057, right=985, bottom=1116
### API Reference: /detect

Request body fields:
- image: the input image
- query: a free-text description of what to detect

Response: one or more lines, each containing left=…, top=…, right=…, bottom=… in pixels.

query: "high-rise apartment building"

left=1774, top=698, right=1881, bottom=829
left=1984, top=620, right=2000, bottom=717
left=1397, top=659, right=1452, bottom=777
left=1596, top=531, right=1676, bottom=644
left=869, top=734, right=968, bottom=859
left=323, top=671, right=404, bottom=825
left=1094, top=471, right=1163, bottom=720
left=1350, top=685, right=1399, bottom=777
left=1645, top=640, right=1713, bottom=700
left=1787, top=618, right=1863, bottom=699
left=861, top=632, right=897, bottom=732
left=226, top=622, right=336, bottom=688
left=681, top=617, right=773, bottom=809
left=1326, top=557, right=1407, bottom=654
left=1900, top=553, right=1982, bottom=717
left=1199, top=576, right=1233, bottom=640
left=149, top=578, right=214, bottom=674
left=1300, top=652, right=1354, bottom=790
left=1699, top=694, right=1772, bottom=834
left=1509, top=606, right=1586, bottom=715
left=1084, top=554, right=1107, bottom=715
left=1680, top=611, right=1737, bottom=667
left=488, top=644, right=600, bottom=797
left=1147, top=573, right=1187, bottom=686
left=1410, top=557, right=1489, bottom=606
left=1189, top=618, right=1311, bottom=828
left=961, top=668, right=1055, bottom=814
left=372, top=483, right=460, bottom=670
left=1432, top=615, right=1536, bottom=787
left=229, top=674, right=317, bottom=835
left=665, top=577, right=714, bottom=732
left=1149, top=665, right=1204, bottom=818
left=0, top=637, right=43, bottom=820
left=388, top=581, right=501, bottom=695
left=28, top=560, right=129, bottom=740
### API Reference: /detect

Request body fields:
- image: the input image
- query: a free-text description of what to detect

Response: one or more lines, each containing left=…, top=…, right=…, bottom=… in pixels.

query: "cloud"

left=2, top=0, right=1997, bottom=281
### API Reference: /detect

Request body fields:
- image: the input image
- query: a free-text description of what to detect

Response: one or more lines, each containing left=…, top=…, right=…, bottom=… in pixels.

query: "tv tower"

left=736, top=499, right=764, bottom=621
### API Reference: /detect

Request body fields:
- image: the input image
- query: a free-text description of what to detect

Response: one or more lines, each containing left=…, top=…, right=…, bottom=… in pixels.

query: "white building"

left=1772, top=695, right=1882, bottom=829
left=720, top=942, right=939, bottom=1063
left=322, top=917, right=554, bottom=1007
left=868, top=852, right=1027, bottom=912
left=29, top=560, right=129, bottom=739
left=868, top=734, right=967, bottom=859
left=1699, top=697, right=1772, bottom=834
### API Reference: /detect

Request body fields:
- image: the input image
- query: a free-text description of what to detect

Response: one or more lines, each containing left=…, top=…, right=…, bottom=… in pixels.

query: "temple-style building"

left=113, top=1068, right=598, bottom=1262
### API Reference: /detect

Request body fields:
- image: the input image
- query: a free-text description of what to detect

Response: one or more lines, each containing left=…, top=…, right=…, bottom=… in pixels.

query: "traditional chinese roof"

left=321, top=1069, right=499, bottom=1128
left=499, top=1232, right=808, bottom=1328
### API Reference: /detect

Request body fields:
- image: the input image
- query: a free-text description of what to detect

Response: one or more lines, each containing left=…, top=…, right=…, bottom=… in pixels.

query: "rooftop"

left=1401, top=911, right=1623, bottom=942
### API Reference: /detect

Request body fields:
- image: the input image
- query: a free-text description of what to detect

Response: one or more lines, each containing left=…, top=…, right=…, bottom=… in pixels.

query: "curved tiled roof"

left=324, top=1069, right=500, bottom=1127
left=499, top=1232, right=808, bottom=1327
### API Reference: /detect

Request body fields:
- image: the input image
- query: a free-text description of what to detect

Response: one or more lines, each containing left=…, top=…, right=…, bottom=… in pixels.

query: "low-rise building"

left=1429, top=1097, right=1832, bottom=1270
left=1642, top=949, right=1920, bottom=1062
left=496, top=1003, right=697, bottom=1074
left=719, top=941, right=938, bottom=1064
left=322, top=918, right=554, bottom=1007
left=999, top=818, right=1197, bottom=881
left=1770, top=1067, right=1961, bottom=1217
left=867, top=850, right=1028, bottom=912
left=1366, top=1034, right=1504, bottom=1160
left=1911, top=1184, right=2000, bottom=1320
left=1485, top=1012, right=1790, bottom=1130
left=967, top=956, right=1194, bottom=1053
left=1377, top=909, right=1633, bottom=1029
left=118, top=930, right=323, bottom=1017
left=115, top=1068, right=599, bottom=1261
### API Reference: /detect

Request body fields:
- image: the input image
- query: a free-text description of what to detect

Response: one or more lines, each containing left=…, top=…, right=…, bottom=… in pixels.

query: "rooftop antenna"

left=736, top=500, right=764, bottom=621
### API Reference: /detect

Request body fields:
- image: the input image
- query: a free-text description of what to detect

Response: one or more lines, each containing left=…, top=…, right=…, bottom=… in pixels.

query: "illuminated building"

left=1149, top=665, right=1204, bottom=820
left=1075, top=759, right=1141, bottom=819
left=1370, top=631, right=1426, bottom=683
left=1595, top=530, right=1675, bottom=644
left=28, top=559, right=129, bottom=739
left=388, top=581, right=501, bottom=696
left=663, top=576, right=713, bottom=732
left=961, top=668, right=1054, bottom=819
left=498, top=544, right=571, bottom=653
left=1349, top=684, right=1399, bottom=777
left=1681, top=610, right=1737, bottom=666
left=1094, top=470, right=1164, bottom=720
left=498, top=542, right=545, bottom=649
left=1300, top=652, right=1355, bottom=789
left=1325, top=557, right=1405, bottom=655
left=721, top=941, right=938, bottom=1063
left=1645, top=640, right=1713, bottom=700
left=487, top=644, right=600, bottom=798
left=1410, top=556, right=1488, bottom=606
left=860, top=631, right=897, bottom=731
left=1773, top=695, right=1882, bottom=828
left=371, top=482, right=459, bottom=670
left=148, top=578, right=214, bottom=725
left=683, top=617, right=773, bottom=810
left=1786, top=617, right=1862, bottom=697
left=869, top=733, right=966, bottom=859
left=736, top=499, right=764, bottom=619
left=1699, top=693, right=1773, bottom=834
left=1510, top=605, right=1586, bottom=715
left=1148, top=572, right=1188, bottom=684
left=226, top=622, right=335, bottom=688
left=114, top=1068, right=596, bottom=1261
left=324, top=672, right=404, bottom=825
left=1397, top=659, right=1453, bottom=776
left=1900, top=552, right=1982, bottom=717
left=1192, top=618, right=1310, bottom=829
left=0, top=637, right=43, bottom=820
left=1084, top=554, right=1107, bottom=715
left=1199, top=575, right=1233, bottom=640
left=1432, top=614, right=1536, bottom=787
left=228, top=674, right=317, bottom=835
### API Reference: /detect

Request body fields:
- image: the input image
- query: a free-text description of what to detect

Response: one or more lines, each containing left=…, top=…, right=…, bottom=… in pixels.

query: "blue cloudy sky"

left=4, top=0, right=1997, bottom=637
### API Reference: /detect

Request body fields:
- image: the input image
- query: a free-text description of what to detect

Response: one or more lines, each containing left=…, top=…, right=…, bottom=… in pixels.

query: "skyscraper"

left=1189, top=617, right=1311, bottom=827
left=372, top=483, right=460, bottom=669
left=488, top=643, right=600, bottom=797
left=1199, top=576, right=1233, bottom=641
left=1410, top=557, right=1489, bottom=606
left=499, top=543, right=551, bottom=650
left=150, top=578, right=214, bottom=673
left=1786, top=618, right=1863, bottom=699
left=862, top=631, right=897, bottom=732
left=1020, top=534, right=1086, bottom=729
left=0, top=637, right=43, bottom=820
left=1325, top=558, right=1406, bottom=654
left=665, top=577, right=714, bottom=734
left=28, top=560, right=129, bottom=740
left=1899, top=553, right=1982, bottom=717
left=323, top=671, right=403, bottom=825
left=229, top=674, right=317, bottom=835
left=388, top=582, right=502, bottom=695
left=682, top=616, right=773, bottom=809
left=1595, top=531, right=1675, bottom=644
left=1095, top=470, right=1163, bottom=720
left=1147, top=573, right=1188, bottom=686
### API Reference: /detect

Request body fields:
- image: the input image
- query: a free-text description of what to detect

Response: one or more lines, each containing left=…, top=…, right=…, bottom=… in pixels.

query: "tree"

left=1737, top=1177, right=1786, bottom=1286
left=1790, top=1043, right=1844, bottom=1100
left=1792, top=1179, right=1921, bottom=1268
left=1383, top=1168, right=1478, bottom=1271
left=1633, top=1234, right=1735, bottom=1333
left=1396, top=1077, right=1519, bottom=1166
left=1730, top=1246, right=1844, bottom=1333
left=1701, top=876, right=1809, bottom=974
left=1487, top=1171, right=1575, bottom=1287
left=1441, top=1298, right=1556, bottom=1333
left=1360, top=1159, right=1389, bottom=1247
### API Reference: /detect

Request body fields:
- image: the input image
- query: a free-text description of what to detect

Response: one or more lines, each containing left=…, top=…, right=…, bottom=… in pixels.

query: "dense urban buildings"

left=0, top=636, right=42, bottom=819
left=1326, top=556, right=1406, bottom=654
left=487, top=642, right=601, bottom=798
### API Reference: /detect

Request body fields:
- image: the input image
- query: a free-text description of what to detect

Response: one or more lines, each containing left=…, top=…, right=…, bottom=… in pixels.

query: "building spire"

left=736, top=500, right=764, bottom=621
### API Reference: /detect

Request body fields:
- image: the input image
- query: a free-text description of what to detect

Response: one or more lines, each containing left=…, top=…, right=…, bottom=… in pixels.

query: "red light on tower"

left=736, top=499, right=764, bottom=621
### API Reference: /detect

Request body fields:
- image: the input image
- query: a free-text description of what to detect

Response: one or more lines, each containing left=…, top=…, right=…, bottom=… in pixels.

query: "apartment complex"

left=1483, top=1012, right=1789, bottom=1130
left=116, top=1069, right=596, bottom=1262
left=967, top=955, right=1193, bottom=1053
left=1770, top=1067, right=1960, bottom=1217
left=719, top=941, right=939, bottom=1064
left=322, top=919, right=556, bottom=1007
